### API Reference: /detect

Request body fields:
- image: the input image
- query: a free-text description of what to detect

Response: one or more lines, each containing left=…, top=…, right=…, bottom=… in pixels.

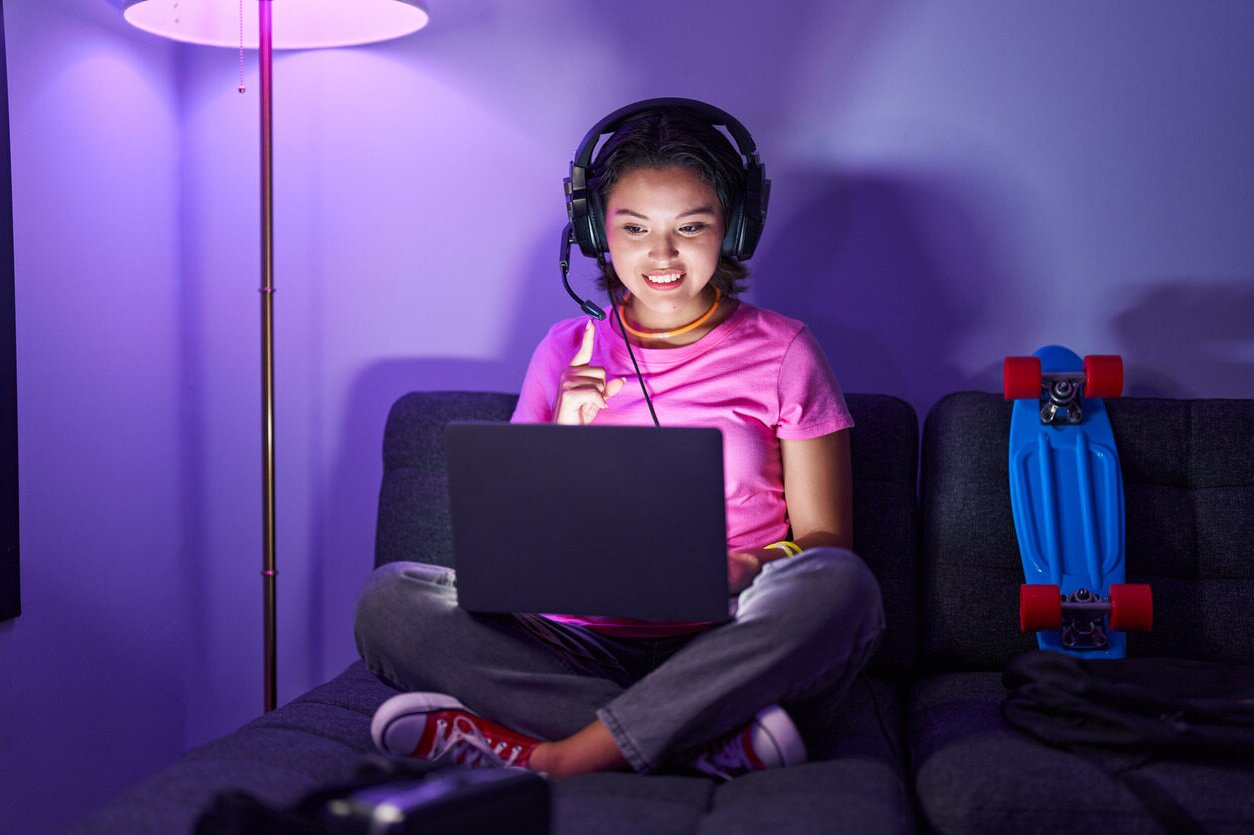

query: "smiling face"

left=604, top=166, right=726, bottom=332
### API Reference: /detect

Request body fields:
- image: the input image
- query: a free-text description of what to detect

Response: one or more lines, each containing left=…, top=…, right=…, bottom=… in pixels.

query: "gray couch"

left=73, top=391, right=1254, bottom=834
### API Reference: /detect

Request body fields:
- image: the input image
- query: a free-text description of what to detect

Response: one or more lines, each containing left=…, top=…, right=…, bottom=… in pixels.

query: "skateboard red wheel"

left=1020, top=584, right=1063, bottom=631
left=1083, top=355, right=1124, bottom=399
left=1108, top=583, right=1153, bottom=632
left=1004, top=356, right=1042, bottom=400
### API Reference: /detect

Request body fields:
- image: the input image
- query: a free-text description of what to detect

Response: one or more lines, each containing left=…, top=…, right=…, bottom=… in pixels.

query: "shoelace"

left=692, top=727, right=756, bottom=780
left=429, top=715, right=528, bottom=767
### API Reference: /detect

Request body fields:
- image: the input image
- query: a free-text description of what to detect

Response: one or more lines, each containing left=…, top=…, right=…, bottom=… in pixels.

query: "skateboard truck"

left=1058, top=587, right=1108, bottom=650
left=1020, top=583, right=1153, bottom=650
left=1003, top=354, right=1124, bottom=427
left=1041, top=376, right=1083, bottom=426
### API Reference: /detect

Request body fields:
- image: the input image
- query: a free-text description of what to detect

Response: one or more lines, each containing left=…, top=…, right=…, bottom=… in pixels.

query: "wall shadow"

left=1111, top=279, right=1254, bottom=399
left=304, top=227, right=579, bottom=681
left=752, top=168, right=1010, bottom=421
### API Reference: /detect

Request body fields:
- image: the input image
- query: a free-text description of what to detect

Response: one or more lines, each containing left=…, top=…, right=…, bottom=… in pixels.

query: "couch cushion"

left=910, top=671, right=1254, bottom=835
left=375, top=391, right=920, bottom=678
left=554, top=674, right=913, bottom=835
left=67, top=662, right=396, bottom=834
left=920, top=392, right=1254, bottom=671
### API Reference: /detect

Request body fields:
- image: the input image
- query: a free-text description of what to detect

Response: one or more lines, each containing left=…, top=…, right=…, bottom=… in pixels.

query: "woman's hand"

left=554, top=321, right=625, bottom=425
left=727, top=550, right=764, bottom=595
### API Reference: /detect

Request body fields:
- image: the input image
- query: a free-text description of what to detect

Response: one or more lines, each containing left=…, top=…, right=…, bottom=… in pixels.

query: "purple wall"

left=2, top=1, right=1252, bottom=831
left=0, top=0, right=186, bottom=829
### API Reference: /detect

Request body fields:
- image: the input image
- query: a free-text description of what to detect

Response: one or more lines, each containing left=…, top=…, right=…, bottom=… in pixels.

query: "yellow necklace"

left=617, top=287, right=722, bottom=340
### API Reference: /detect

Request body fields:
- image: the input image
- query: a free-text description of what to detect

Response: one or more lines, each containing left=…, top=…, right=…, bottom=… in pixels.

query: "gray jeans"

left=354, top=547, right=885, bottom=772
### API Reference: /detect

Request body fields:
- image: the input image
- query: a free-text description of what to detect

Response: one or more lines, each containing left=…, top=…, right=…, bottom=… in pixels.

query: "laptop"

left=444, top=422, right=731, bottom=623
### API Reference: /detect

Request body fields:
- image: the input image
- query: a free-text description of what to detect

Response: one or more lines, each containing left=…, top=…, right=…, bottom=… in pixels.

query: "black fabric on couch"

left=72, top=391, right=920, bottom=834
left=912, top=392, right=1254, bottom=835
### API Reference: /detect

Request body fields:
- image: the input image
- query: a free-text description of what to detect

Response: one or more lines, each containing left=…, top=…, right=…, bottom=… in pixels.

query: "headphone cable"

left=606, top=276, right=661, bottom=428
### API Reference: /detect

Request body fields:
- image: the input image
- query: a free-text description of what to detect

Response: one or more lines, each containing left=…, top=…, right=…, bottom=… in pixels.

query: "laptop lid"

left=444, top=422, right=730, bottom=623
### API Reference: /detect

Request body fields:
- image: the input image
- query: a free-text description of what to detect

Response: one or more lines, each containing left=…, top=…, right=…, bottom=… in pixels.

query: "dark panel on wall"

left=1, top=2, right=19, bottom=623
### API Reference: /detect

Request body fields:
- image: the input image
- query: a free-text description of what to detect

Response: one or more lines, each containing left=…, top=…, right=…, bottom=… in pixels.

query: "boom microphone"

left=559, top=224, right=605, bottom=320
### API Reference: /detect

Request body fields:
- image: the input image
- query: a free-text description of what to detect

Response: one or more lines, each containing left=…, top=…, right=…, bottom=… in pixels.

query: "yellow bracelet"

left=765, top=540, right=802, bottom=558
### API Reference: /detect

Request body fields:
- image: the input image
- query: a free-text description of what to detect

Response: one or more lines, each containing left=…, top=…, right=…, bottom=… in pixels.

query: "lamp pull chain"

left=238, top=0, right=246, bottom=93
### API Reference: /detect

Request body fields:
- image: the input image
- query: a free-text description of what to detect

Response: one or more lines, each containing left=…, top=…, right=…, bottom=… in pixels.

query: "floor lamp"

left=120, top=0, right=429, bottom=712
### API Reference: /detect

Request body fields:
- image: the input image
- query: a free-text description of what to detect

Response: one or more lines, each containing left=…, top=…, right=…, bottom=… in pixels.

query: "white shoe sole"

left=370, top=691, right=469, bottom=756
left=750, top=705, right=808, bottom=767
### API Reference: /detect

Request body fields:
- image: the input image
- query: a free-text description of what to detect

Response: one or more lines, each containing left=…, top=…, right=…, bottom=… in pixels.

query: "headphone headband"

left=563, top=97, right=770, bottom=262
left=572, top=97, right=761, bottom=171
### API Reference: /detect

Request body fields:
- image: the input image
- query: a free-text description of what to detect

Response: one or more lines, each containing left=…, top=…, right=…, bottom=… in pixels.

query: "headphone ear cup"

left=571, top=204, right=603, bottom=258
left=727, top=162, right=769, bottom=260
left=586, top=189, right=608, bottom=256
left=567, top=164, right=609, bottom=258
left=721, top=198, right=747, bottom=259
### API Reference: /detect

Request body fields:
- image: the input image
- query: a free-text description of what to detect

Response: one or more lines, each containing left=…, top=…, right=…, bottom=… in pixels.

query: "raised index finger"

left=569, top=320, right=596, bottom=367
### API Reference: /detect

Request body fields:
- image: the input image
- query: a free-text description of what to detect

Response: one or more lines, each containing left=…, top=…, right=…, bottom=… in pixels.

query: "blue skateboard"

left=1004, top=345, right=1152, bottom=658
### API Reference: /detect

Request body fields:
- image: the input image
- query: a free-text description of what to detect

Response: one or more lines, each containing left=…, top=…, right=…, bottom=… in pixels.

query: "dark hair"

left=589, top=106, right=750, bottom=298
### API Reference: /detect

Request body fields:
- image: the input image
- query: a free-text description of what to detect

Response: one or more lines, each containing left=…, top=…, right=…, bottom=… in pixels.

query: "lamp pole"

left=120, top=0, right=430, bottom=719
left=259, top=0, right=278, bottom=714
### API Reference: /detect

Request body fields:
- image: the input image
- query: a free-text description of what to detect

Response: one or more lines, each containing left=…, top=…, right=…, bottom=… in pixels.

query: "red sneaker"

left=686, top=705, right=807, bottom=780
left=371, top=692, right=541, bottom=769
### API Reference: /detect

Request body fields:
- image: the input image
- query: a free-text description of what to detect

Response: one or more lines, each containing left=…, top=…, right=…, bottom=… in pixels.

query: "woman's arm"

left=727, top=429, right=853, bottom=593
left=779, top=429, right=853, bottom=552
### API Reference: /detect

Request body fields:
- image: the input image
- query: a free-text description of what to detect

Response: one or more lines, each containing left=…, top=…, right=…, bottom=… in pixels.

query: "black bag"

left=196, top=756, right=550, bottom=835
left=1002, top=650, right=1254, bottom=761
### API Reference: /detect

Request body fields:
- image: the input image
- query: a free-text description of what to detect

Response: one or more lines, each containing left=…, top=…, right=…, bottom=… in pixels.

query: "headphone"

left=560, top=98, right=771, bottom=319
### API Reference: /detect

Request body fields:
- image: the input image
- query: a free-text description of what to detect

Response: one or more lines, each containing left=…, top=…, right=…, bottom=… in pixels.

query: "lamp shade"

left=121, top=0, right=429, bottom=49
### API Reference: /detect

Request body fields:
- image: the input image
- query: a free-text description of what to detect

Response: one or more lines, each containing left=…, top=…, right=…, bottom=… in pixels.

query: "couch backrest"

left=375, top=391, right=518, bottom=572
left=920, top=391, right=1254, bottom=672
left=374, top=390, right=921, bottom=679
left=844, top=394, right=920, bottom=678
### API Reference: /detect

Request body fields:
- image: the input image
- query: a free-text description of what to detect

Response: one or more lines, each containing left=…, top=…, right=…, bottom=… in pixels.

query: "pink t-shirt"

left=511, top=301, right=853, bottom=636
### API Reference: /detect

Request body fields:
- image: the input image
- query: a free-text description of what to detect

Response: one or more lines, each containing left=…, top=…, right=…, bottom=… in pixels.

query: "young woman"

left=354, top=100, right=885, bottom=780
